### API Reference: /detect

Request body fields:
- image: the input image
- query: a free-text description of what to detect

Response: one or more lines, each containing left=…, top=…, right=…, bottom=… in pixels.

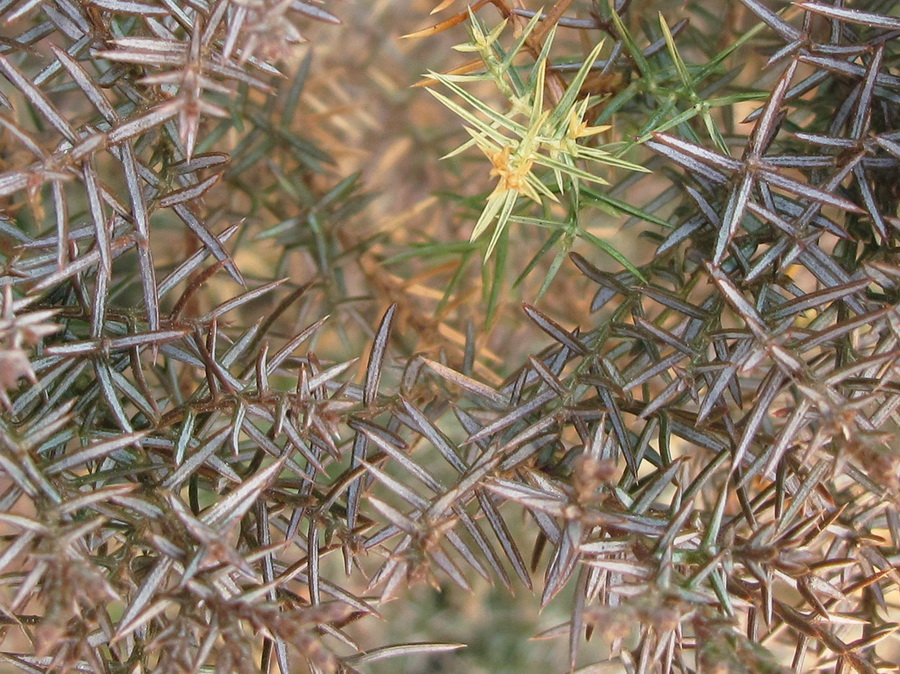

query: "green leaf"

left=576, top=228, right=646, bottom=281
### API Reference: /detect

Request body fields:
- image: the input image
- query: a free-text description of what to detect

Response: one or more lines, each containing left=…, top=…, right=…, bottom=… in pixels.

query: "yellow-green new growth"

left=427, top=14, right=649, bottom=259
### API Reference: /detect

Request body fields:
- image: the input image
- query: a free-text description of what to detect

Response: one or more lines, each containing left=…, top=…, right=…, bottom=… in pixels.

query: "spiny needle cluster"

left=0, top=1, right=898, bottom=673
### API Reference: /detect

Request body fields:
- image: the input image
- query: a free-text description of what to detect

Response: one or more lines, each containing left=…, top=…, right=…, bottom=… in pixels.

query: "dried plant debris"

left=0, top=0, right=898, bottom=673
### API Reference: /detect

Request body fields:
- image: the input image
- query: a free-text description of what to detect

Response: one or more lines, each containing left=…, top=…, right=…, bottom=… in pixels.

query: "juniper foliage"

left=0, top=0, right=898, bottom=672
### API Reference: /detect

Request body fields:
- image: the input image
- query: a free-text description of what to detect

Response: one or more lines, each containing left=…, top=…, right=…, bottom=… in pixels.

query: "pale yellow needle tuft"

left=427, top=12, right=648, bottom=261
